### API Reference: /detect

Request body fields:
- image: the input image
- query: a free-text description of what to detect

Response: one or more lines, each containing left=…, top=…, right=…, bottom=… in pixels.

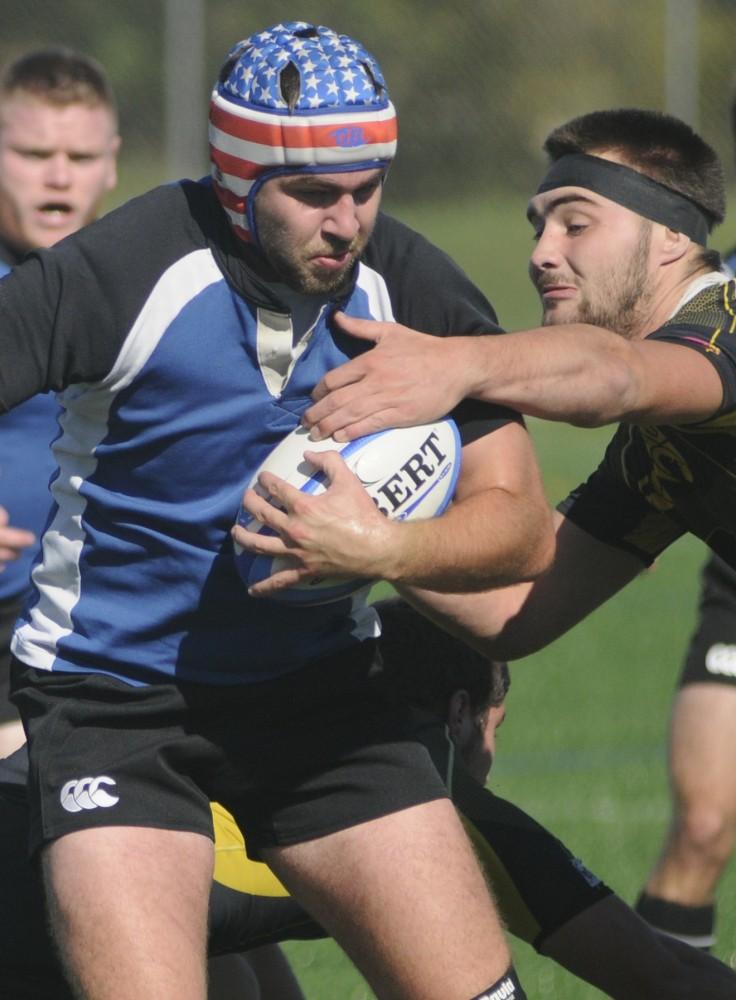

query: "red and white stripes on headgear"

left=209, top=21, right=398, bottom=245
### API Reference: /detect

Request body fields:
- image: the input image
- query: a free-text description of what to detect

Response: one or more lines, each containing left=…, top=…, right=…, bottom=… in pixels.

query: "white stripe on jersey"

left=12, top=250, right=223, bottom=671
left=355, top=260, right=396, bottom=322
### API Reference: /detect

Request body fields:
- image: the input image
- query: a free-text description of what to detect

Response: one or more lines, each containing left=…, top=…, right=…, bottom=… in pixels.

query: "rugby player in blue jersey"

left=0, top=21, right=555, bottom=1000
left=0, top=46, right=303, bottom=1000
left=0, top=48, right=119, bottom=758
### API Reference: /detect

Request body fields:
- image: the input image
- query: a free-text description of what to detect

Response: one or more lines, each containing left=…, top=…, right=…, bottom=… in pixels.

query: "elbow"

left=605, top=345, right=644, bottom=416
left=474, top=521, right=554, bottom=593
left=529, top=535, right=556, bottom=580
left=516, top=508, right=556, bottom=582
left=478, top=498, right=556, bottom=590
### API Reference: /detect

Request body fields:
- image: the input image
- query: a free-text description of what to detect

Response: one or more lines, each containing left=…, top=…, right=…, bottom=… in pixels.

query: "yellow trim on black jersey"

left=211, top=801, right=289, bottom=897
left=462, top=815, right=542, bottom=944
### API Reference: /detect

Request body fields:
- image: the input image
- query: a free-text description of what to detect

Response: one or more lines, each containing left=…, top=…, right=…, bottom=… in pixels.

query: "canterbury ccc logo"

left=60, top=776, right=119, bottom=812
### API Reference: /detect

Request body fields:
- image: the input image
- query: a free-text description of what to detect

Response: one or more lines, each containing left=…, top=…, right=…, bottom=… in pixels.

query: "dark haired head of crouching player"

left=376, top=598, right=510, bottom=785
left=528, top=108, right=725, bottom=338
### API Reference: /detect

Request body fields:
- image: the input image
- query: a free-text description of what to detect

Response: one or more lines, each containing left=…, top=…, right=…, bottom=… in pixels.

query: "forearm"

left=540, top=895, right=736, bottom=1000
left=306, top=315, right=721, bottom=441
left=397, top=583, right=535, bottom=660
left=401, top=514, right=645, bottom=661
left=378, top=487, right=554, bottom=593
left=463, top=325, right=643, bottom=427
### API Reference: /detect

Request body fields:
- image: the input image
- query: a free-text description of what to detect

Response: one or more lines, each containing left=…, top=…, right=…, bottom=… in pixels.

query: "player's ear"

left=659, top=226, right=690, bottom=265
left=447, top=689, right=471, bottom=741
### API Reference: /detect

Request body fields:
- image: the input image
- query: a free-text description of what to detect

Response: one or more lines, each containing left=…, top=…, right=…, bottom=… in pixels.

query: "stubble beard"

left=258, top=217, right=368, bottom=297
left=543, top=223, right=654, bottom=340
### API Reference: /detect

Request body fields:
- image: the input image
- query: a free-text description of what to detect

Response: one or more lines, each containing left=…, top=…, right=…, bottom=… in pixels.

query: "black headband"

left=536, top=153, right=711, bottom=246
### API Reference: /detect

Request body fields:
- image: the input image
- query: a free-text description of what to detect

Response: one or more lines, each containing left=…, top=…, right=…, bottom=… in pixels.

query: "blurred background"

left=2, top=0, right=735, bottom=334
left=4, top=2, right=735, bottom=996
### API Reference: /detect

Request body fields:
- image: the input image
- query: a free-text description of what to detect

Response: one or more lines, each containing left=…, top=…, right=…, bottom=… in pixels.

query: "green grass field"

left=280, top=193, right=736, bottom=997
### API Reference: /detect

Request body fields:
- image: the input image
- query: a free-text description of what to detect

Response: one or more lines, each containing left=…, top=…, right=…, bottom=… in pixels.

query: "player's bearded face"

left=457, top=705, right=504, bottom=786
left=528, top=183, right=657, bottom=340
left=535, top=220, right=654, bottom=339
left=255, top=169, right=383, bottom=296
left=257, top=215, right=370, bottom=295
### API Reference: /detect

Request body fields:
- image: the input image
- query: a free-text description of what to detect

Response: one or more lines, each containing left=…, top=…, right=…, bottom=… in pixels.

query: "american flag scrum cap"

left=209, top=21, right=398, bottom=244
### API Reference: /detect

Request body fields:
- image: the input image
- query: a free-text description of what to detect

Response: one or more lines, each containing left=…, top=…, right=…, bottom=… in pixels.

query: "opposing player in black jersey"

left=243, top=109, right=735, bottom=587
left=4, top=600, right=735, bottom=1000
left=632, top=112, right=736, bottom=951
left=234, top=108, right=736, bottom=963
left=242, top=108, right=735, bottom=635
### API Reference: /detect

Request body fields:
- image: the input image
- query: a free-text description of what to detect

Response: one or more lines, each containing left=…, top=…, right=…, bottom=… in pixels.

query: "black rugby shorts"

left=0, top=595, right=24, bottom=725
left=11, top=645, right=448, bottom=855
left=679, top=554, right=736, bottom=688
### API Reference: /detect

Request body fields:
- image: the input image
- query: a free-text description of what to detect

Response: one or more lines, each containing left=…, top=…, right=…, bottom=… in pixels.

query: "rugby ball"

left=234, top=419, right=461, bottom=605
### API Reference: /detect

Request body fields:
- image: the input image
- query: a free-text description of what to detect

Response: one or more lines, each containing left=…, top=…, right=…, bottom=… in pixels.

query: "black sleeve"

left=416, top=718, right=611, bottom=950
left=646, top=278, right=736, bottom=418
left=0, top=249, right=117, bottom=408
left=453, top=769, right=613, bottom=951
left=207, top=882, right=323, bottom=955
left=557, top=428, right=684, bottom=565
left=0, top=182, right=210, bottom=411
left=364, top=213, right=522, bottom=439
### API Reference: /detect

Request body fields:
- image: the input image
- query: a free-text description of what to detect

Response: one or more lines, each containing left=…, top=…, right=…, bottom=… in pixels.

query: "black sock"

left=635, top=891, right=716, bottom=950
left=469, top=966, right=526, bottom=1000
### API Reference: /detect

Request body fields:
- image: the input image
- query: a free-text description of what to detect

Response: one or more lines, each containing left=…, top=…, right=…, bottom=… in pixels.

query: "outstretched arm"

left=541, top=894, right=736, bottom=1000
left=401, top=512, right=645, bottom=661
left=304, top=314, right=723, bottom=441
left=233, top=420, right=555, bottom=596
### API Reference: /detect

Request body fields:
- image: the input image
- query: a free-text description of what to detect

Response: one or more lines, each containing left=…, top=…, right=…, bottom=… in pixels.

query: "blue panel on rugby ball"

left=234, top=419, right=461, bottom=605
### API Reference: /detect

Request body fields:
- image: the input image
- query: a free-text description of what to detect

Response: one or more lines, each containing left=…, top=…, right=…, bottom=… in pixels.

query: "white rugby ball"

left=234, top=419, right=461, bottom=605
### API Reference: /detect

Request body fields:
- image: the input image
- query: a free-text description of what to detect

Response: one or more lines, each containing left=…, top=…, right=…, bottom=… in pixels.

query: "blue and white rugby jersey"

left=0, top=244, right=59, bottom=604
left=0, top=179, right=513, bottom=686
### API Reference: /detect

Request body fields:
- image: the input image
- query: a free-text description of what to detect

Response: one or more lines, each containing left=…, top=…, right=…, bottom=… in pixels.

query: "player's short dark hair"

left=0, top=47, right=117, bottom=119
left=544, top=109, right=724, bottom=270
left=375, top=598, right=510, bottom=716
